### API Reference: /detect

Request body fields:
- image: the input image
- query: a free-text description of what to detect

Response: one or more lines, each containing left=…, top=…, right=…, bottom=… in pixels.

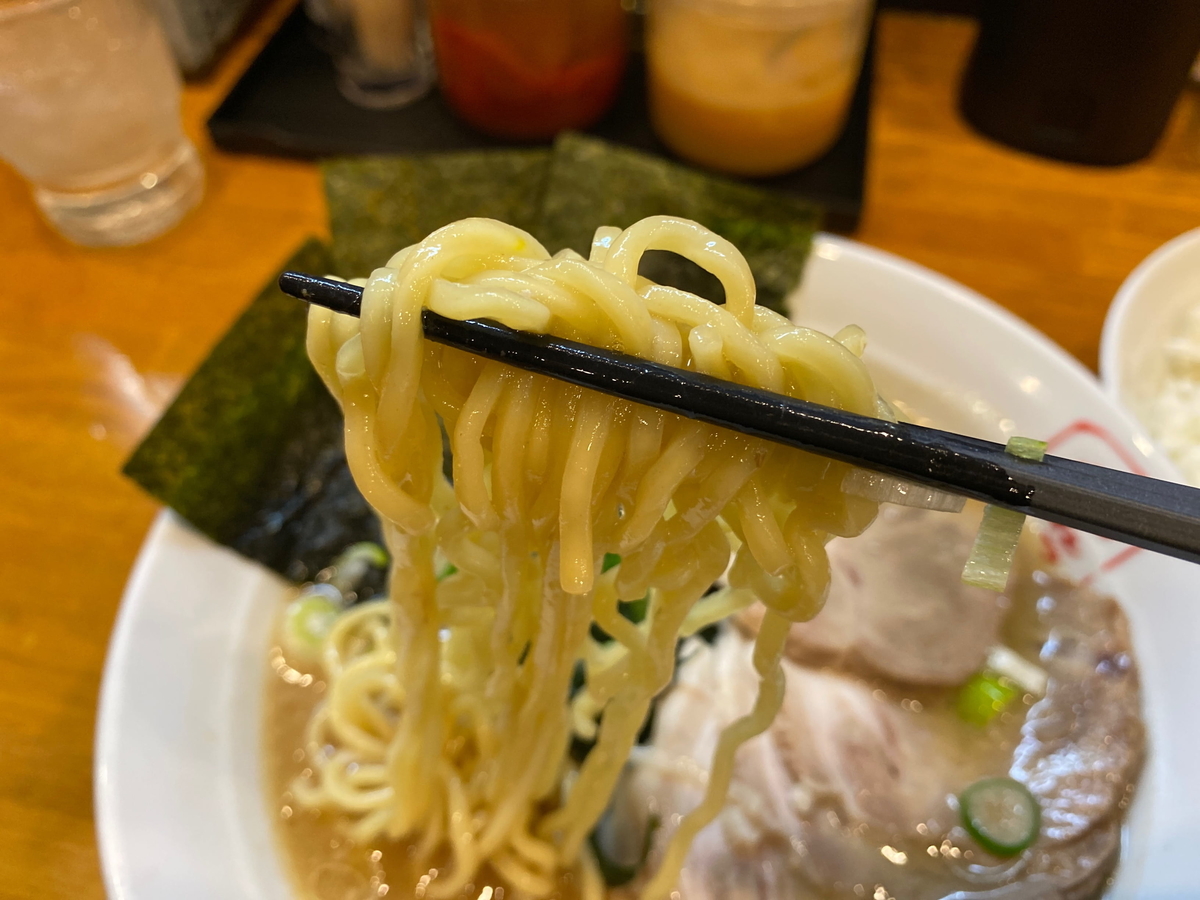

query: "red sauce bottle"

left=430, top=0, right=629, bottom=140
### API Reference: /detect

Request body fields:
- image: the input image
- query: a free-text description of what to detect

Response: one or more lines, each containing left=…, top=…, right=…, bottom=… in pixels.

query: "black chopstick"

left=280, top=271, right=1200, bottom=566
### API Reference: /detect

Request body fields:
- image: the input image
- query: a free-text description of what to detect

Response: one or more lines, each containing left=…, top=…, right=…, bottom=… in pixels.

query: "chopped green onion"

left=957, top=672, right=1019, bottom=727
left=1005, top=436, right=1048, bottom=461
left=282, top=585, right=343, bottom=661
left=602, top=552, right=622, bottom=573
left=959, top=777, right=1040, bottom=857
left=618, top=594, right=649, bottom=624
left=986, top=645, right=1047, bottom=697
left=327, top=542, right=389, bottom=593
left=962, top=505, right=1026, bottom=591
left=438, top=561, right=458, bottom=580
left=590, top=813, right=660, bottom=886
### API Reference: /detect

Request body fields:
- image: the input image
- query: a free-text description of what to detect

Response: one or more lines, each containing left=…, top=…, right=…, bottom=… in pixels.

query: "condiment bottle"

left=647, top=0, right=873, bottom=177
left=960, top=0, right=1200, bottom=166
left=429, top=0, right=629, bottom=140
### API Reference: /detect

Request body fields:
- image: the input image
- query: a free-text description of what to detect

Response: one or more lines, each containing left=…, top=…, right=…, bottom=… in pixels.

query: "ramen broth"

left=264, top=560, right=1055, bottom=900
left=263, top=371, right=1131, bottom=900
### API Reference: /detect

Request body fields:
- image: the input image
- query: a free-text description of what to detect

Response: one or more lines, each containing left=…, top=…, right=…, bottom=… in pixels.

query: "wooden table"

left=2, top=5, right=1198, bottom=897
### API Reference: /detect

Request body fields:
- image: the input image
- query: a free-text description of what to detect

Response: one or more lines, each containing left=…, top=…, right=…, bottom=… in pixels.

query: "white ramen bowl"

left=97, top=235, right=1200, bottom=900
left=1100, top=226, right=1200, bottom=468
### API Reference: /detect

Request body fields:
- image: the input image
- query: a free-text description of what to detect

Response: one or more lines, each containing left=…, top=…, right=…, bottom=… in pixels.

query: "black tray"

left=209, top=5, right=876, bottom=231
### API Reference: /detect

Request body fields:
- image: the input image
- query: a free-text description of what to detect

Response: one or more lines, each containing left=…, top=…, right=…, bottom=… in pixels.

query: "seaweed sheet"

left=126, top=140, right=823, bottom=587
left=323, top=137, right=819, bottom=316
left=324, top=148, right=552, bottom=277
left=126, top=150, right=556, bottom=590
left=537, top=133, right=821, bottom=313
left=123, top=239, right=386, bottom=594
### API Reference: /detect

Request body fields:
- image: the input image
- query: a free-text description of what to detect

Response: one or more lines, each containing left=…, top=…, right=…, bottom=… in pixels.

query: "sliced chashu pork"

left=737, top=506, right=1007, bottom=685
left=770, top=663, right=949, bottom=831
left=632, top=574, right=1144, bottom=900
left=1012, top=579, right=1144, bottom=899
left=627, top=632, right=958, bottom=899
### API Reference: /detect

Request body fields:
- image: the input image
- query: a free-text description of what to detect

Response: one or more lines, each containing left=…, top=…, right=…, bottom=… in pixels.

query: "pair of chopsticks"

left=281, top=271, right=1200, bottom=566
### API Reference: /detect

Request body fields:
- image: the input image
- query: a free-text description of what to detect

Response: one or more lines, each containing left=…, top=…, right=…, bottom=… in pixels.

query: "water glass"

left=0, top=0, right=204, bottom=247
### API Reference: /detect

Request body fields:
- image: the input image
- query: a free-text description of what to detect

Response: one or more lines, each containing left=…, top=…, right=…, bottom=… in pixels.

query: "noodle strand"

left=295, top=216, right=881, bottom=900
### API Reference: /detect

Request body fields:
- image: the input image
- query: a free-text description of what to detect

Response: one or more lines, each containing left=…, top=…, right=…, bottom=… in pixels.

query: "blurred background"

left=2, top=0, right=1200, bottom=896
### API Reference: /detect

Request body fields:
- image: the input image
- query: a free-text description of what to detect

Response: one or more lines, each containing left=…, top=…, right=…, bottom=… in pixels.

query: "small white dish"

left=1100, top=226, right=1200, bottom=465
left=97, top=235, right=1200, bottom=900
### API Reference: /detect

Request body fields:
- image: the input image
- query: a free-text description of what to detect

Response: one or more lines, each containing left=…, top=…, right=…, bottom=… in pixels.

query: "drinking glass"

left=647, top=0, right=872, bottom=176
left=305, top=0, right=436, bottom=110
left=0, top=0, right=204, bottom=247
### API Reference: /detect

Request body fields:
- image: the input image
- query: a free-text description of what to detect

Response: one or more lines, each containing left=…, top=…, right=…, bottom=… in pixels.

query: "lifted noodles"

left=299, top=215, right=884, bottom=900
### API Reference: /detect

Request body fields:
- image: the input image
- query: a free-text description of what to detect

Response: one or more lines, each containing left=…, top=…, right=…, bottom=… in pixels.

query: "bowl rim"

left=1100, top=226, right=1200, bottom=403
left=98, top=233, right=1198, bottom=900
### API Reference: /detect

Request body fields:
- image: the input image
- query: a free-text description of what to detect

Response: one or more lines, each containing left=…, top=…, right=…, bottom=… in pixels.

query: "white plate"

left=96, top=235, right=1200, bottom=900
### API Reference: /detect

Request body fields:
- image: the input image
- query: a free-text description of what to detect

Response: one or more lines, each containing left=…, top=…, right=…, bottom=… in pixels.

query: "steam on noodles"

left=298, top=215, right=885, bottom=900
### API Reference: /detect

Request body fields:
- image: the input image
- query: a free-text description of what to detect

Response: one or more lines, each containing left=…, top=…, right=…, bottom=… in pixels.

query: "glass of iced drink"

left=0, top=0, right=204, bottom=247
left=647, top=0, right=872, bottom=177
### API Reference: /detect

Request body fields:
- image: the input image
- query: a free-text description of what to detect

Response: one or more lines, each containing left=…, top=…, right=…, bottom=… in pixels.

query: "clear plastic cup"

left=647, top=0, right=873, bottom=177
left=0, top=0, right=204, bottom=247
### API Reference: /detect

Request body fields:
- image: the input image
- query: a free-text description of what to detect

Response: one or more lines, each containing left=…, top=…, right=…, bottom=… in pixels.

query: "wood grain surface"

left=1, top=4, right=1198, bottom=897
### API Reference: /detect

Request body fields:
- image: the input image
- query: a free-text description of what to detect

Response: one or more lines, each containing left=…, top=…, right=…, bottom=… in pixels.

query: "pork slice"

left=628, top=631, right=958, bottom=899
left=769, top=664, right=950, bottom=832
left=626, top=634, right=830, bottom=900
left=638, top=633, right=807, bottom=847
left=655, top=630, right=953, bottom=834
left=1024, top=822, right=1120, bottom=900
left=738, top=506, right=1007, bottom=686
left=1011, top=588, right=1143, bottom=846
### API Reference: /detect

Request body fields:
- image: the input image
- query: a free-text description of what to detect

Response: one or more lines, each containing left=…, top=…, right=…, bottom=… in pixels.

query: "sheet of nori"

left=122, top=239, right=386, bottom=594
left=323, top=148, right=552, bottom=277
left=536, top=133, right=821, bottom=314
left=125, top=142, right=823, bottom=588
left=125, top=152, right=556, bottom=590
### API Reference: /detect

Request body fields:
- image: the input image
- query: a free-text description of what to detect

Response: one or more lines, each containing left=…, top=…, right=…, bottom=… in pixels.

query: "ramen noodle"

left=299, top=215, right=884, bottom=900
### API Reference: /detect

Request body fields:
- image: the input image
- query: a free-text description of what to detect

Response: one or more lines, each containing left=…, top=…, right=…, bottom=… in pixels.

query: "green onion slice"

left=959, top=777, right=1041, bottom=857
left=956, top=672, right=1019, bottom=727
left=282, top=585, right=343, bottom=661
left=327, top=542, right=389, bottom=593
left=986, top=645, right=1047, bottom=697
left=960, top=437, right=1046, bottom=592
left=602, top=552, right=622, bottom=573
left=1005, top=436, right=1048, bottom=461
left=962, top=505, right=1026, bottom=591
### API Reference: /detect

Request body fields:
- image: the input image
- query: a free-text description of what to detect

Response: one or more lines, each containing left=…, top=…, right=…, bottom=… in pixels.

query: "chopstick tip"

left=278, top=271, right=363, bottom=317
